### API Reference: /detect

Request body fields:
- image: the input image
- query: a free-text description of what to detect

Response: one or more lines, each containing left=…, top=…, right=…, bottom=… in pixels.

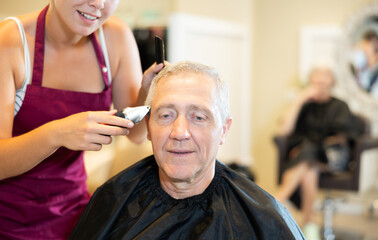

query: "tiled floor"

left=285, top=190, right=378, bottom=240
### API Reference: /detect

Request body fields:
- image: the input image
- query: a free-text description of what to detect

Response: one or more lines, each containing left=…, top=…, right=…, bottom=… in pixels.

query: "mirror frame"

left=339, top=3, right=378, bottom=120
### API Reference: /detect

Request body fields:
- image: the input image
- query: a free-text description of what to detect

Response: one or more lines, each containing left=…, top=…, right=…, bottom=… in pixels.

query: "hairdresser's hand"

left=49, top=110, right=134, bottom=151
left=141, top=61, right=168, bottom=93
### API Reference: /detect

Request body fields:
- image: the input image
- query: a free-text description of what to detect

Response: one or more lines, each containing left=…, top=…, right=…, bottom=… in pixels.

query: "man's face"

left=147, top=73, right=231, bottom=183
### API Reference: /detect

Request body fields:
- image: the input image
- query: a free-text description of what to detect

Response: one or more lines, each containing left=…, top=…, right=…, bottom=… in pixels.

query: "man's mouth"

left=168, top=150, right=194, bottom=155
left=77, top=11, right=99, bottom=21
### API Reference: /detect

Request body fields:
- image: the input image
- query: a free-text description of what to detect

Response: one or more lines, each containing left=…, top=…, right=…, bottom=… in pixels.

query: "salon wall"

left=172, top=0, right=251, bottom=23
left=0, top=1, right=47, bottom=19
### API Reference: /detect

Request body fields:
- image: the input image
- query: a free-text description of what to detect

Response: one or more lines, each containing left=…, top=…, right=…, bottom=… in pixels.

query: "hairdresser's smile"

left=51, top=0, right=119, bottom=36
left=77, top=10, right=100, bottom=21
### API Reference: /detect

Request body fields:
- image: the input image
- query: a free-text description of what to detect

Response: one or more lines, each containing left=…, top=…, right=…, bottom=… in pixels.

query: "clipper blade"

left=115, top=106, right=150, bottom=124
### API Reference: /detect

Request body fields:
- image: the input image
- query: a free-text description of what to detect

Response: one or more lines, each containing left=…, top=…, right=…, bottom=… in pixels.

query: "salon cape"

left=71, top=155, right=304, bottom=239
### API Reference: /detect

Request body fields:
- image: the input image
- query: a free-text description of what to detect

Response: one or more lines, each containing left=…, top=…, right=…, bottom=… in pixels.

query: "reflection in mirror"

left=348, top=7, right=378, bottom=98
left=340, top=3, right=378, bottom=122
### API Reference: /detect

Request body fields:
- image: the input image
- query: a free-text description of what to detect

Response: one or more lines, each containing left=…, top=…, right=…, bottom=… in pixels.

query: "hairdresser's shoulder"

left=0, top=11, right=37, bottom=47
left=102, top=15, right=133, bottom=39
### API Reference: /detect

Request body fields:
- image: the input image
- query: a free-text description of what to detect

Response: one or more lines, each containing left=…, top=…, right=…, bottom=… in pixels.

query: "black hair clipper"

left=155, top=36, right=165, bottom=66
left=115, top=106, right=150, bottom=124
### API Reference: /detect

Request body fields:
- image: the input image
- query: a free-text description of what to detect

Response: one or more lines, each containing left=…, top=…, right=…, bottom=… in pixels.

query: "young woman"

left=0, top=0, right=163, bottom=238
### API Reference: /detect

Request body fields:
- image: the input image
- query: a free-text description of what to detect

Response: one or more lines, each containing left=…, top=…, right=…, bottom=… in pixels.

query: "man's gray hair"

left=145, top=61, right=230, bottom=123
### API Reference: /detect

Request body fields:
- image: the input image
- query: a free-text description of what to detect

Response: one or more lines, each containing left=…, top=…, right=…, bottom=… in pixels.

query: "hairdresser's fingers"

left=86, top=111, right=135, bottom=129
left=103, top=116, right=135, bottom=129
left=61, top=132, right=110, bottom=151
left=74, top=113, right=131, bottom=136
left=53, top=111, right=130, bottom=150
left=81, top=134, right=111, bottom=151
left=85, top=143, right=103, bottom=151
left=141, top=62, right=165, bottom=92
left=91, top=133, right=113, bottom=145
left=95, top=124, right=130, bottom=136
left=68, top=132, right=116, bottom=151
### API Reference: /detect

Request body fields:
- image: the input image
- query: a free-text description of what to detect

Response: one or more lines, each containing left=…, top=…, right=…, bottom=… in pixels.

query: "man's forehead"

left=151, top=72, right=217, bottom=109
left=154, top=73, right=213, bottom=95
left=159, top=72, right=213, bottom=85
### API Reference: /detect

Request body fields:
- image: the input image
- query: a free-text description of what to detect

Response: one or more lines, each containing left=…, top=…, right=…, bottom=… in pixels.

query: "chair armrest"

left=349, top=135, right=378, bottom=174
left=354, top=135, right=378, bottom=152
left=273, top=135, right=290, bottom=183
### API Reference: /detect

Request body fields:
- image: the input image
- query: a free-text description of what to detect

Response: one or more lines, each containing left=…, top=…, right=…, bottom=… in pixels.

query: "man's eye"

left=159, top=113, right=173, bottom=119
left=193, top=114, right=207, bottom=122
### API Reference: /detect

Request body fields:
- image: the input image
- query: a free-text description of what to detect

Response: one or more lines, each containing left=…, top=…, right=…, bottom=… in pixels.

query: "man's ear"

left=220, top=117, right=232, bottom=145
left=145, top=117, right=151, bottom=141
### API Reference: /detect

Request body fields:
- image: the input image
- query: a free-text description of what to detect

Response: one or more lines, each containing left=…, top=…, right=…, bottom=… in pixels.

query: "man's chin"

left=160, top=167, right=198, bottom=184
left=168, top=171, right=196, bottom=183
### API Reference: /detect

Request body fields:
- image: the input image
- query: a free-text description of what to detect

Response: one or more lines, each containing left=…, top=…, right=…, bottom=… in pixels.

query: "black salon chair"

left=273, top=114, right=378, bottom=240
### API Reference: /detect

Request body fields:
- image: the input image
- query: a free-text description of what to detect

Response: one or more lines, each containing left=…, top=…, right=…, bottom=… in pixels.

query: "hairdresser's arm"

left=0, top=20, right=56, bottom=180
left=105, top=17, right=163, bottom=144
left=0, top=110, right=133, bottom=180
left=0, top=22, right=132, bottom=180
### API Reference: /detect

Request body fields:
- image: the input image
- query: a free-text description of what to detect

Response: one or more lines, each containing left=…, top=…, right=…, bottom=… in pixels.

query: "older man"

left=71, top=61, right=304, bottom=239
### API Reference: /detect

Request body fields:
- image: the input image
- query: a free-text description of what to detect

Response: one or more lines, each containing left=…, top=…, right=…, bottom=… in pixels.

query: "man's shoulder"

left=216, top=162, right=305, bottom=239
left=217, top=161, right=272, bottom=199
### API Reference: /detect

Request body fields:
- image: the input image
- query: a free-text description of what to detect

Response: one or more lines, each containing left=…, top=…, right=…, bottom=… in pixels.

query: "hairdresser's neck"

left=45, top=7, right=86, bottom=48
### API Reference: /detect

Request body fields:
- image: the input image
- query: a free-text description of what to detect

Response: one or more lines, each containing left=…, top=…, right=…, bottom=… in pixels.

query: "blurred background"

left=1, top=0, right=377, bottom=239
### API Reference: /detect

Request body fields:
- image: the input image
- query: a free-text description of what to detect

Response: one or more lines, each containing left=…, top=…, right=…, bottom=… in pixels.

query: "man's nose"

left=170, top=116, right=191, bottom=140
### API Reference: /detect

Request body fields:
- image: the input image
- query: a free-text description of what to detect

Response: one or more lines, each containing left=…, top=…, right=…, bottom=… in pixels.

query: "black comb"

left=155, top=36, right=165, bottom=66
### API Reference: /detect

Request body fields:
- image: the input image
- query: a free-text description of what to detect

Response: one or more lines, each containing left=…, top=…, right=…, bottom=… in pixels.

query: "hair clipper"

left=115, top=106, right=150, bottom=124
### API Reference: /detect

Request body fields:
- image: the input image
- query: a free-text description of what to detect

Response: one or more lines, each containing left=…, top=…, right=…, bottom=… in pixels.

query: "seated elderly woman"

left=71, top=61, right=304, bottom=239
left=275, top=66, right=360, bottom=240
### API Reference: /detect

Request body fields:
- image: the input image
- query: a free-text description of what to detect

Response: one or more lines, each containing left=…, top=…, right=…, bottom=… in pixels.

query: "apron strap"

left=90, top=33, right=111, bottom=88
left=31, top=5, right=48, bottom=86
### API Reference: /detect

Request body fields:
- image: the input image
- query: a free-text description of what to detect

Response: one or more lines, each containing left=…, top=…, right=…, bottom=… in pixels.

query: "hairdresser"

left=0, top=0, right=164, bottom=239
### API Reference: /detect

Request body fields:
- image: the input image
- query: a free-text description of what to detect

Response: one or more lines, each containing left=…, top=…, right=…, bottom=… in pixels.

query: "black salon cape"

left=285, top=97, right=360, bottom=170
left=291, top=97, right=358, bottom=145
left=71, top=155, right=304, bottom=240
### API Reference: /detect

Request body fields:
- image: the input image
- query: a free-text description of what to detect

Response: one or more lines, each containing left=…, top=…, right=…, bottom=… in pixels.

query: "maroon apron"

left=0, top=5, right=112, bottom=239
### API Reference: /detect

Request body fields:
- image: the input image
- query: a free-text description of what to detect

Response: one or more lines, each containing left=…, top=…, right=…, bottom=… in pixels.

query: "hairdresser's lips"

left=77, top=10, right=100, bottom=23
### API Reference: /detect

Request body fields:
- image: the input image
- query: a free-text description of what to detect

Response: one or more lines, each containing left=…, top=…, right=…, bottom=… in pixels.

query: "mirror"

left=349, top=10, right=378, bottom=98
left=340, top=3, right=378, bottom=120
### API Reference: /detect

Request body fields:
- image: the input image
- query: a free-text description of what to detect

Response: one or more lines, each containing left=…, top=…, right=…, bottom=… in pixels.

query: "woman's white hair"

left=145, top=61, right=230, bottom=123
